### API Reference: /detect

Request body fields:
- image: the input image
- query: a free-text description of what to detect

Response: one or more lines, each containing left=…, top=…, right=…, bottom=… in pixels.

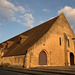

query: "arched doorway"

left=39, top=51, right=47, bottom=65
left=70, top=52, right=74, bottom=65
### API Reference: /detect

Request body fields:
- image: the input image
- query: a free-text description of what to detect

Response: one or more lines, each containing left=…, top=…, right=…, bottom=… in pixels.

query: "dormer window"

left=7, top=41, right=14, bottom=48
left=19, top=35, right=28, bottom=44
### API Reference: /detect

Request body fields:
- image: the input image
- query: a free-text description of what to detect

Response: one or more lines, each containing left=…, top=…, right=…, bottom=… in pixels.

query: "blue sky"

left=0, top=0, right=75, bottom=43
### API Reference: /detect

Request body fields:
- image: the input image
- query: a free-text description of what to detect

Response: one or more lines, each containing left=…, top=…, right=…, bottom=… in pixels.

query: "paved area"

left=31, top=66, right=75, bottom=72
left=0, top=70, right=29, bottom=75
left=0, top=66, right=75, bottom=75
left=0, top=70, right=63, bottom=75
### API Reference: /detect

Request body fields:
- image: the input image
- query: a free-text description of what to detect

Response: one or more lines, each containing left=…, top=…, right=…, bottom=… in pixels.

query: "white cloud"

left=20, top=14, right=34, bottom=27
left=58, top=6, right=75, bottom=28
left=0, top=0, right=16, bottom=17
left=43, top=9, right=50, bottom=12
left=10, top=17, right=16, bottom=22
left=0, top=0, right=26, bottom=13
left=17, top=20, right=21, bottom=23
left=0, top=23, right=2, bottom=26
left=0, top=0, right=34, bottom=27
left=17, top=6, right=25, bottom=13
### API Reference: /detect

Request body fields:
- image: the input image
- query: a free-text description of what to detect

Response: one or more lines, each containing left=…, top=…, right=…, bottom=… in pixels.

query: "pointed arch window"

left=59, top=37, right=61, bottom=46
left=68, top=39, right=70, bottom=47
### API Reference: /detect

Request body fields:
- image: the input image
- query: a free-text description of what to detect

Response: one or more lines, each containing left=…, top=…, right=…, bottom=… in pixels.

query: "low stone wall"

left=1, top=55, right=25, bottom=68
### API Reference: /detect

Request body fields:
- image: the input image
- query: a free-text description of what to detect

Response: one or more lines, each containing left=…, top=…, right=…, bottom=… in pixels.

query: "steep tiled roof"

left=3, top=16, right=58, bottom=57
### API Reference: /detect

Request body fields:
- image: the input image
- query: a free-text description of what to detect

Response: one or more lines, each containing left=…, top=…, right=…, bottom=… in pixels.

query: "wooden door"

left=70, top=52, right=74, bottom=65
left=39, top=51, right=47, bottom=65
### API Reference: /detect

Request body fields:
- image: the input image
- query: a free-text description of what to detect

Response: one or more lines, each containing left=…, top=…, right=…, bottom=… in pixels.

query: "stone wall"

left=25, top=13, right=75, bottom=68
left=2, top=55, right=25, bottom=68
left=0, top=13, right=75, bottom=69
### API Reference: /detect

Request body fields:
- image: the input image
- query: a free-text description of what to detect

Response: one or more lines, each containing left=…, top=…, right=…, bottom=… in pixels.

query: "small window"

left=68, top=39, right=70, bottom=47
left=59, top=37, right=61, bottom=46
left=43, top=44, right=45, bottom=46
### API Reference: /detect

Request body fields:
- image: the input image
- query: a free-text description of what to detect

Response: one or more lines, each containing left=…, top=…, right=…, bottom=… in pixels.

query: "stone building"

left=0, top=13, right=75, bottom=68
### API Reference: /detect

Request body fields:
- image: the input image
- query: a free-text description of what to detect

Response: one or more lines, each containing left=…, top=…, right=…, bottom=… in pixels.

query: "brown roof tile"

left=3, top=16, right=58, bottom=57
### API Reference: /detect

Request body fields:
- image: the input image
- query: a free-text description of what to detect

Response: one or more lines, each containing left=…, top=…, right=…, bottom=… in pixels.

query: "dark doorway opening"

left=70, top=52, right=74, bottom=65
left=39, top=51, right=47, bottom=65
